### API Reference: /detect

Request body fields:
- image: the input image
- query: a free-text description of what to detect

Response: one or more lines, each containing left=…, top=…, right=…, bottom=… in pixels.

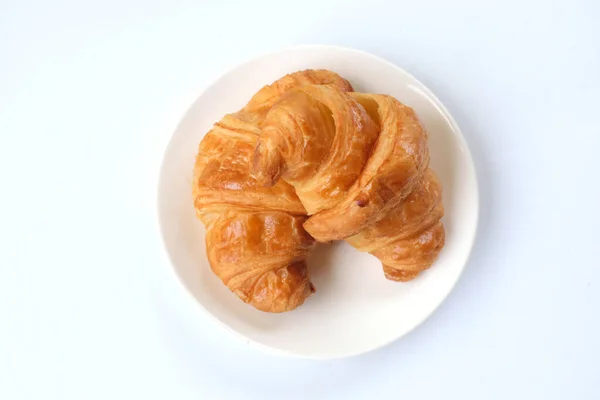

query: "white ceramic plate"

left=158, top=45, right=478, bottom=359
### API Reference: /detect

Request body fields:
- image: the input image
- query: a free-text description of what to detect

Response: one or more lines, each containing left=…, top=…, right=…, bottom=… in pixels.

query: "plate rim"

left=156, top=44, right=480, bottom=359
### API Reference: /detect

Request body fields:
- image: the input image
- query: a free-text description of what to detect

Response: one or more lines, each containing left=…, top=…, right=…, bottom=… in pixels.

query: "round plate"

left=157, top=45, right=478, bottom=359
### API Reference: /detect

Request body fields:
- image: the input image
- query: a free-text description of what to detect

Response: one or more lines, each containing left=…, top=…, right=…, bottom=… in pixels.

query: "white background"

left=1, top=0, right=599, bottom=398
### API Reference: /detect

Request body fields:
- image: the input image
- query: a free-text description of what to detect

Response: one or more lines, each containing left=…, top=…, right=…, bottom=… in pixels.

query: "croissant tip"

left=253, top=168, right=278, bottom=188
left=383, top=265, right=420, bottom=282
left=252, top=141, right=282, bottom=187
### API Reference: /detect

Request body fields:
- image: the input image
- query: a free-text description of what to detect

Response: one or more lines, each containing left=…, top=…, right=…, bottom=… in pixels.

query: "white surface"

left=1, top=0, right=599, bottom=398
left=158, top=45, right=479, bottom=358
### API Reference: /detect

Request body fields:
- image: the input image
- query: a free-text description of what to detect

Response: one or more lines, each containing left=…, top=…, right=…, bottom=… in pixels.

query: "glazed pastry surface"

left=193, top=70, right=353, bottom=311
left=254, top=84, right=445, bottom=281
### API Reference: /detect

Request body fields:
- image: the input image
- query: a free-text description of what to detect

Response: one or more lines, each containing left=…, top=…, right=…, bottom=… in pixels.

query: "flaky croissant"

left=253, top=84, right=445, bottom=281
left=193, top=70, right=353, bottom=312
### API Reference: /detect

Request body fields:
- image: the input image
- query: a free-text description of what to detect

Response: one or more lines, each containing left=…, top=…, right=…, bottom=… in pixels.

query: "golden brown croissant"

left=253, top=84, right=445, bottom=281
left=193, top=70, right=353, bottom=312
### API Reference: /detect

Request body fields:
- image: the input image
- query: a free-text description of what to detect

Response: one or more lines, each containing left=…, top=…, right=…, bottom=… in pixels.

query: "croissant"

left=192, top=70, right=353, bottom=312
left=253, top=84, right=445, bottom=281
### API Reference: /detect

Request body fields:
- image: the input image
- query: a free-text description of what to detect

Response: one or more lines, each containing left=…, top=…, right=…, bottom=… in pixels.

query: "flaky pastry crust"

left=193, top=70, right=352, bottom=311
left=254, top=84, right=445, bottom=281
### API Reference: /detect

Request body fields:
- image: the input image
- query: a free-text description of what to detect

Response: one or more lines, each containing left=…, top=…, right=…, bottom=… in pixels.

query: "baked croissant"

left=253, top=84, right=445, bottom=281
left=193, top=70, right=353, bottom=312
